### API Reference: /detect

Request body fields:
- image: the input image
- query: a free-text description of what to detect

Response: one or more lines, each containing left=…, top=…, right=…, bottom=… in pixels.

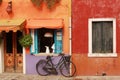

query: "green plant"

left=45, top=0, right=55, bottom=9
left=19, top=34, right=33, bottom=48
left=31, top=0, right=61, bottom=9
left=31, top=0, right=43, bottom=7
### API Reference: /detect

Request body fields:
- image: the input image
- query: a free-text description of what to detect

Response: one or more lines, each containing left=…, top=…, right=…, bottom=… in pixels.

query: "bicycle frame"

left=46, top=55, right=67, bottom=69
left=55, top=55, right=66, bottom=69
left=36, top=54, right=76, bottom=77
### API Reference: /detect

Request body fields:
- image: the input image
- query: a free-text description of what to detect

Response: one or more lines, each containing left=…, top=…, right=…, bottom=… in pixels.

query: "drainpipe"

left=69, top=17, right=72, bottom=56
left=69, top=17, right=72, bottom=75
left=23, top=47, right=26, bottom=74
left=69, top=0, right=72, bottom=75
left=69, top=0, right=72, bottom=56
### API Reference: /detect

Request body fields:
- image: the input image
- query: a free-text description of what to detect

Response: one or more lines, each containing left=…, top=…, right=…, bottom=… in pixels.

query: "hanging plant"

left=31, top=0, right=61, bottom=9
left=19, top=34, right=33, bottom=48
left=0, top=0, right=2, bottom=5
left=45, top=0, right=61, bottom=9
left=31, top=0, right=43, bottom=7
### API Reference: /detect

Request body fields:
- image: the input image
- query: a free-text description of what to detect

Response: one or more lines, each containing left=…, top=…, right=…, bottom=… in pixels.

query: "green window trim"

left=30, top=29, right=38, bottom=54
left=30, top=29, right=63, bottom=54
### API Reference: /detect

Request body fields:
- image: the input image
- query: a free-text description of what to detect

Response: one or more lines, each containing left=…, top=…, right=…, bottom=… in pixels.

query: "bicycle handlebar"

left=58, top=53, right=64, bottom=56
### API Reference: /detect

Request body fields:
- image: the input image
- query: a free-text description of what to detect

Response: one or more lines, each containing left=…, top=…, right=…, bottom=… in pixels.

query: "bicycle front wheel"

left=60, top=61, right=76, bottom=77
left=36, top=60, right=49, bottom=76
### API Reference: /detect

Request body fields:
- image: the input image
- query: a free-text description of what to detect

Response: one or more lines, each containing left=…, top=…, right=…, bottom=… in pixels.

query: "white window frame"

left=88, top=18, right=117, bottom=57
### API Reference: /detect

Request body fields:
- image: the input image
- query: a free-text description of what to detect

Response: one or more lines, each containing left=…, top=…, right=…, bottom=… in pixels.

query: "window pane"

left=38, top=28, right=54, bottom=53
left=92, top=21, right=113, bottom=53
left=102, top=21, right=113, bottom=53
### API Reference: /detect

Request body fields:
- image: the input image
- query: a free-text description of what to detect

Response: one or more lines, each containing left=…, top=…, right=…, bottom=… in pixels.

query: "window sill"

left=33, top=53, right=59, bottom=56
left=88, top=53, right=117, bottom=57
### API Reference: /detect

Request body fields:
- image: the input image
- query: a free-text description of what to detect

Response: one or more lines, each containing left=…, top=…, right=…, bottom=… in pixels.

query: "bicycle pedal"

left=51, top=70, right=58, bottom=75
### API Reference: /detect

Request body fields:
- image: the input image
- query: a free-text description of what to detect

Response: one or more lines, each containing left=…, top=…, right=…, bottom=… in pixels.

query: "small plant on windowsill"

left=19, top=34, right=33, bottom=48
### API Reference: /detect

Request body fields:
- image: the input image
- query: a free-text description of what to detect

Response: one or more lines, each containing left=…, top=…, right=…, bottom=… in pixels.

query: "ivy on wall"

left=31, top=0, right=61, bottom=9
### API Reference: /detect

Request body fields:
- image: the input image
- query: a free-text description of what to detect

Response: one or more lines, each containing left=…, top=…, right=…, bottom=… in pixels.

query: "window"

left=88, top=18, right=117, bottom=57
left=30, top=28, right=62, bottom=54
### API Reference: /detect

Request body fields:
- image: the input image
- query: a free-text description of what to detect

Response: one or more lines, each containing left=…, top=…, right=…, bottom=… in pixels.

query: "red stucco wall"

left=72, top=0, right=120, bottom=75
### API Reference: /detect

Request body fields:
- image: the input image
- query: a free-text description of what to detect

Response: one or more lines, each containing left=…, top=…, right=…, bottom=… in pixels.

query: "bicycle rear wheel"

left=60, top=61, right=76, bottom=77
left=36, top=60, right=49, bottom=76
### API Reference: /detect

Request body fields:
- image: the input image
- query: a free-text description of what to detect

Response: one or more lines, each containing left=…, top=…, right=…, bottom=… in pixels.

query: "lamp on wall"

left=44, top=32, right=53, bottom=37
left=6, top=1, right=12, bottom=14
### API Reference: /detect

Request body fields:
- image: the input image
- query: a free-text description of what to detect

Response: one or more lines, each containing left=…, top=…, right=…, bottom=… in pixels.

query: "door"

left=4, top=31, right=23, bottom=73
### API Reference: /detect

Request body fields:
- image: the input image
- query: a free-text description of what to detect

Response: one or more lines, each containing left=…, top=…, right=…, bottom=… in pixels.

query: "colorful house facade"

left=72, top=0, right=120, bottom=76
left=0, top=0, right=71, bottom=74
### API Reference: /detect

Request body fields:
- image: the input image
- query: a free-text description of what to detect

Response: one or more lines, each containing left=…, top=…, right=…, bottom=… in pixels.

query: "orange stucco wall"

left=0, top=0, right=71, bottom=53
left=72, top=54, right=120, bottom=76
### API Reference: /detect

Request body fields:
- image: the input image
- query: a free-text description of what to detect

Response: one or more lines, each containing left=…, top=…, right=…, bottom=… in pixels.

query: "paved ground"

left=0, top=73, right=120, bottom=80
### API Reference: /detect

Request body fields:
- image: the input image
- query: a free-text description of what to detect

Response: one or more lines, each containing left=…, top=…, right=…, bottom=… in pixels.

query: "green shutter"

left=54, top=29, right=62, bottom=54
left=34, top=29, right=38, bottom=54
left=30, top=29, right=38, bottom=54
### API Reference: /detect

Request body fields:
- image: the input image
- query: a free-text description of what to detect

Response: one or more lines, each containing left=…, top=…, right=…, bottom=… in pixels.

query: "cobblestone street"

left=0, top=73, right=74, bottom=80
left=1, top=73, right=120, bottom=80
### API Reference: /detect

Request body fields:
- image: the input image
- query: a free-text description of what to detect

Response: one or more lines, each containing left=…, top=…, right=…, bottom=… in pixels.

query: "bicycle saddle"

left=58, top=53, right=64, bottom=56
left=46, top=56, right=53, bottom=60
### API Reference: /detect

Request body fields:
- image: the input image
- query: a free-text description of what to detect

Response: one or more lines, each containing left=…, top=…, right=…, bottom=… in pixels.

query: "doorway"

left=4, top=31, right=23, bottom=73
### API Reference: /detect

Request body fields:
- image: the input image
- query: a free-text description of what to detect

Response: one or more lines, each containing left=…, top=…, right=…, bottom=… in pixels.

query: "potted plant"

left=19, top=34, right=33, bottom=48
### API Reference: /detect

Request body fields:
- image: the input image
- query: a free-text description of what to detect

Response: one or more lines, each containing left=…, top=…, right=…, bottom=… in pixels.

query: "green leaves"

left=19, top=34, right=33, bottom=48
left=31, top=0, right=43, bottom=7
left=45, top=0, right=56, bottom=9
left=31, top=0, right=61, bottom=9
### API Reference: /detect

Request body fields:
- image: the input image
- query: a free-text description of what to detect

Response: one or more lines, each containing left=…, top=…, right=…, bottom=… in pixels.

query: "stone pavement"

left=0, top=73, right=120, bottom=80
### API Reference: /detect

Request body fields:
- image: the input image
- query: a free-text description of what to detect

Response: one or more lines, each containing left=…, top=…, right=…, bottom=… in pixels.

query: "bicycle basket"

left=65, top=56, right=71, bottom=62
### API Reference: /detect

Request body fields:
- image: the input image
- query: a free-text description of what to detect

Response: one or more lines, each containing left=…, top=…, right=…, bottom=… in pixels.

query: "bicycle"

left=36, top=53, right=76, bottom=77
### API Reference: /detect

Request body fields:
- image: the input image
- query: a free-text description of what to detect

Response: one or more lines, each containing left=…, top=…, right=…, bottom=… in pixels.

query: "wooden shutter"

left=92, top=22, right=102, bottom=53
left=92, top=21, right=113, bottom=53
left=102, top=21, right=113, bottom=53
